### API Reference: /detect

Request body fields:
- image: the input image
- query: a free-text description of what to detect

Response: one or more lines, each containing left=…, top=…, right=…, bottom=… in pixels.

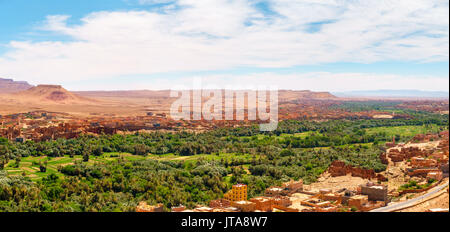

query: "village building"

left=410, top=157, right=438, bottom=168
left=264, top=187, right=284, bottom=197
left=360, top=182, right=389, bottom=203
left=231, top=201, right=256, bottom=212
left=348, top=195, right=369, bottom=210
left=224, top=184, right=248, bottom=202
left=250, top=197, right=273, bottom=212
left=426, top=171, right=443, bottom=181
left=282, top=180, right=303, bottom=193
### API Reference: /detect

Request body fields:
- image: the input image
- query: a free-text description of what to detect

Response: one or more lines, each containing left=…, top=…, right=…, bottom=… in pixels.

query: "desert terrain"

left=1, top=77, right=448, bottom=213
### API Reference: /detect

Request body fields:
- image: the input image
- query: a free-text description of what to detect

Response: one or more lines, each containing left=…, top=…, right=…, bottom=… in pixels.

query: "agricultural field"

left=3, top=123, right=446, bottom=182
left=4, top=154, right=117, bottom=181
left=0, top=113, right=448, bottom=211
left=365, top=124, right=445, bottom=140
left=4, top=152, right=256, bottom=182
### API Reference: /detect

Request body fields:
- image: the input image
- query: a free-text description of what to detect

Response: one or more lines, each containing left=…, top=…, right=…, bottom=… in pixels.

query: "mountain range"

left=0, top=77, right=33, bottom=93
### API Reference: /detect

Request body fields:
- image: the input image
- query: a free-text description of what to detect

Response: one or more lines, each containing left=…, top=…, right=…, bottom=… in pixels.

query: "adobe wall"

left=209, top=199, right=231, bottom=208
left=388, top=147, right=431, bottom=162
left=407, top=168, right=441, bottom=177
left=231, top=201, right=256, bottom=212
left=272, top=196, right=292, bottom=208
left=250, top=197, right=273, bottom=212
left=360, top=186, right=388, bottom=203
left=327, top=160, right=386, bottom=181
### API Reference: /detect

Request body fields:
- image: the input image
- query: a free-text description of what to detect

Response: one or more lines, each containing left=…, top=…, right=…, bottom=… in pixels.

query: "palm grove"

left=0, top=110, right=448, bottom=212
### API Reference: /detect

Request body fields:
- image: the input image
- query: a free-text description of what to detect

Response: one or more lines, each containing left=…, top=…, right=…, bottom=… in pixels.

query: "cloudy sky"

left=0, top=0, right=448, bottom=91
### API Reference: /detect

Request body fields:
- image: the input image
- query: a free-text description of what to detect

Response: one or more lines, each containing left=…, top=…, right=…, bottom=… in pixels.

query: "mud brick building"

left=348, top=195, right=368, bottom=210
left=224, top=184, right=247, bottom=202
left=360, top=182, right=388, bottom=203
left=388, top=147, right=433, bottom=162
left=231, top=201, right=256, bottom=212
left=410, top=157, right=438, bottom=168
left=272, top=196, right=292, bottom=208
left=250, top=197, right=273, bottom=212
left=301, top=197, right=331, bottom=208
left=282, top=180, right=303, bottom=193
left=426, top=171, right=443, bottom=181
left=407, top=168, right=441, bottom=178
left=265, top=187, right=284, bottom=197
left=320, top=193, right=342, bottom=202
left=209, top=199, right=231, bottom=208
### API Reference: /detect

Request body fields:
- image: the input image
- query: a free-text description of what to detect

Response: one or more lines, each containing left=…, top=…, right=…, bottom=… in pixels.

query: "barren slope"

left=13, top=85, right=96, bottom=104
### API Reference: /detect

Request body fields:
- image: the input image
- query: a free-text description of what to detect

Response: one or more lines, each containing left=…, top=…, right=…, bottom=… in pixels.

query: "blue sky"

left=0, top=0, right=448, bottom=91
left=0, top=0, right=158, bottom=43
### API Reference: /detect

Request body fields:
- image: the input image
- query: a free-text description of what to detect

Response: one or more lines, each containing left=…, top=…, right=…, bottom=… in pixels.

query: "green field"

left=5, top=124, right=445, bottom=182
left=365, top=125, right=444, bottom=138
left=5, top=152, right=256, bottom=181
left=5, top=153, right=130, bottom=180
left=240, top=131, right=321, bottom=141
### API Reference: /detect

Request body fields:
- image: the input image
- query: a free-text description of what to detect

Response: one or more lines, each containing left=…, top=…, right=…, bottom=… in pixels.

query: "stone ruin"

left=388, top=147, right=431, bottom=162
left=327, top=160, right=387, bottom=182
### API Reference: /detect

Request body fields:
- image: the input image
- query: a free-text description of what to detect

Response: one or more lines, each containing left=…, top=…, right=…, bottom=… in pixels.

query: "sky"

left=0, top=0, right=448, bottom=91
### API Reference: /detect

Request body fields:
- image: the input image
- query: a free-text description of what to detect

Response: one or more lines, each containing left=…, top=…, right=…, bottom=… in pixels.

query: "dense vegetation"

left=1, top=114, right=447, bottom=161
left=0, top=113, right=448, bottom=212
left=0, top=145, right=386, bottom=212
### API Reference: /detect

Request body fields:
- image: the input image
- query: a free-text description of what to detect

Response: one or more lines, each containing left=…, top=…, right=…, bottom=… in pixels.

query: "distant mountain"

left=0, top=77, right=33, bottom=93
left=76, top=89, right=337, bottom=100
left=75, top=90, right=171, bottom=98
left=333, top=90, right=449, bottom=98
left=278, top=90, right=337, bottom=101
left=14, top=85, right=96, bottom=104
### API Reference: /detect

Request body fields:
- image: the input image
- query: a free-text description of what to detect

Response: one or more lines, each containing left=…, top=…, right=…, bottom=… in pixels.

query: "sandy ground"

left=308, top=173, right=368, bottom=192
left=1, top=89, right=337, bottom=117
left=382, top=161, right=410, bottom=192
left=398, top=190, right=449, bottom=212
left=0, top=96, right=167, bottom=117
left=289, top=173, right=369, bottom=211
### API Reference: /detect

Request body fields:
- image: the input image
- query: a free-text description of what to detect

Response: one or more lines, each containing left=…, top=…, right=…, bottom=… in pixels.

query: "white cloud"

left=0, top=0, right=448, bottom=88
